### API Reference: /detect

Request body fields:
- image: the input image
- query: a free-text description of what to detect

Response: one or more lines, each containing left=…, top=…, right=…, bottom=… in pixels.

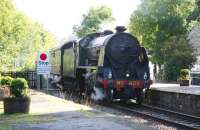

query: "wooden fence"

left=0, top=71, right=37, bottom=89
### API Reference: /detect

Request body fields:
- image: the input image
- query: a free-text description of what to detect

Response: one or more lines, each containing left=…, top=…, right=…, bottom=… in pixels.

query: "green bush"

left=179, top=69, right=190, bottom=80
left=0, top=76, right=13, bottom=86
left=180, top=69, right=189, bottom=76
left=10, top=78, right=29, bottom=97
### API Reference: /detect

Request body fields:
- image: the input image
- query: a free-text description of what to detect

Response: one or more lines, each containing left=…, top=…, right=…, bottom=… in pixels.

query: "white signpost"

left=36, top=52, right=50, bottom=90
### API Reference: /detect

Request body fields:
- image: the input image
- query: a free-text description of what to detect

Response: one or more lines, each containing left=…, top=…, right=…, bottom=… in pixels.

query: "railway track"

left=48, top=88, right=200, bottom=129
left=110, top=102, right=200, bottom=130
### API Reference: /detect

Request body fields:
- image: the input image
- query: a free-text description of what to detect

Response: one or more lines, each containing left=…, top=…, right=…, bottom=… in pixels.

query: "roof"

left=49, top=40, right=76, bottom=52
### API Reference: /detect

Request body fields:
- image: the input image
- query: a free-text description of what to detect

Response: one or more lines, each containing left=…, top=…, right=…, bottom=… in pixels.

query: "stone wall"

left=147, top=90, right=200, bottom=116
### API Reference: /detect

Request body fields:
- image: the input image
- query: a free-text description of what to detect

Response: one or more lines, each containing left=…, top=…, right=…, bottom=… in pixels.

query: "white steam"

left=91, top=87, right=105, bottom=101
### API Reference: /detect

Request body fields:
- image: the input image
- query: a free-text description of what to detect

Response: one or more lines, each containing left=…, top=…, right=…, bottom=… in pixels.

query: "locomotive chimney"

left=115, top=26, right=126, bottom=33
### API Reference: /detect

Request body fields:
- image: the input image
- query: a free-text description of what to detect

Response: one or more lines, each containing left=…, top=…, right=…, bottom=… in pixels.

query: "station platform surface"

left=150, top=83, right=200, bottom=95
left=0, top=90, right=170, bottom=130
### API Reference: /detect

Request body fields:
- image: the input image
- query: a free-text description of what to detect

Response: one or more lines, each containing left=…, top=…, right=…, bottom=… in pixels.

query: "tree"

left=187, top=0, right=200, bottom=28
left=162, top=36, right=196, bottom=81
left=128, top=0, right=196, bottom=81
left=187, top=0, right=200, bottom=51
left=0, top=0, right=55, bottom=71
left=73, top=6, right=114, bottom=37
left=188, top=24, right=200, bottom=49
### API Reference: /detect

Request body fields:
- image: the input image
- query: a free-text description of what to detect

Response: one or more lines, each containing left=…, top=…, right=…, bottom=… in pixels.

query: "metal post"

left=46, top=74, right=49, bottom=92
left=37, top=74, right=40, bottom=90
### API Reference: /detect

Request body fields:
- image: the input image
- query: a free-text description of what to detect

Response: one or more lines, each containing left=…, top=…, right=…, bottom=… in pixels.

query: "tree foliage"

left=128, top=0, right=197, bottom=81
left=0, top=0, right=55, bottom=71
left=187, top=0, right=200, bottom=25
left=73, top=6, right=114, bottom=37
left=188, top=0, right=200, bottom=49
left=188, top=24, right=200, bottom=50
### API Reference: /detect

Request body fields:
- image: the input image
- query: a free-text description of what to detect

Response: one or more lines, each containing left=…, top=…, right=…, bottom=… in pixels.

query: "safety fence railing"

left=0, top=71, right=37, bottom=89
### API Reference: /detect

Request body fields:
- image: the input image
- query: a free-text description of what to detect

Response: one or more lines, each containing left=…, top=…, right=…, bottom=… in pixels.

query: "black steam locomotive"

left=49, top=26, right=152, bottom=104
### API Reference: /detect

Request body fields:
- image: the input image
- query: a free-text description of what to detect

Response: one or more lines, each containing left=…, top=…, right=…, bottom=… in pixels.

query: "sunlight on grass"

left=0, top=113, right=56, bottom=130
left=0, top=101, right=56, bottom=130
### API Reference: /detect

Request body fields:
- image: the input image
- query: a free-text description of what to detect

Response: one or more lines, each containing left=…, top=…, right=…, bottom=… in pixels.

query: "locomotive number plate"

left=114, top=80, right=141, bottom=86
left=116, top=81, right=124, bottom=85
left=128, top=81, right=140, bottom=86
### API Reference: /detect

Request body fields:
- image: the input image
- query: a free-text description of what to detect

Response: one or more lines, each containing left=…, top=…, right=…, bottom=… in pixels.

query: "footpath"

left=0, top=90, right=176, bottom=130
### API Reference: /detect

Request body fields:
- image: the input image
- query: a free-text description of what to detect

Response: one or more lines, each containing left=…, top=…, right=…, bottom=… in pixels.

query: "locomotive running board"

left=76, top=66, right=97, bottom=69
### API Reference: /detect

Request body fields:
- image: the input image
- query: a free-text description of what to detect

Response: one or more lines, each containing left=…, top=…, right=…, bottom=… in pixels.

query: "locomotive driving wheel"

left=103, top=88, right=113, bottom=105
left=85, top=72, right=96, bottom=96
left=135, top=89, right=143, bottom=105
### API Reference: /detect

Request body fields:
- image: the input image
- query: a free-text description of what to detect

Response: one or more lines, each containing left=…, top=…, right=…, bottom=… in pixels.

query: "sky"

left=13, top=0, right=141, bottom=42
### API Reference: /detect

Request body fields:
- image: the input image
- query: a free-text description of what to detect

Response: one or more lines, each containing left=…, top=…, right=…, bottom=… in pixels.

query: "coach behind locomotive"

left=50, top=26, right=152, bottom=104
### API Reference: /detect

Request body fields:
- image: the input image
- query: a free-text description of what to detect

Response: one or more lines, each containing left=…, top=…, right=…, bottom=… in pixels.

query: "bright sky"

left=13, top=0, right=141, bottom=41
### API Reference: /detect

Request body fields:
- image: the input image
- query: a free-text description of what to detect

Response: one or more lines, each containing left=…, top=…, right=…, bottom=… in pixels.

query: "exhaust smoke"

left=91, top=87, right=105, bottom=101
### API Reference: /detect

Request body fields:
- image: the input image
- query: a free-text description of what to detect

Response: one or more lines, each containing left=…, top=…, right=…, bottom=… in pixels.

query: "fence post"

left=37, top=75, right=41, bottom=90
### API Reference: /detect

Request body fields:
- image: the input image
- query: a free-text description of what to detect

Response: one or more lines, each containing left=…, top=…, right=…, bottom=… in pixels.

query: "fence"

left=0, top=71, right=37, bottom=89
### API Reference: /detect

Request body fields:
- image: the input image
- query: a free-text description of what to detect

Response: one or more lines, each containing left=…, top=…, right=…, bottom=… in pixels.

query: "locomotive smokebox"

left=115, top=26, right=126, bottom=33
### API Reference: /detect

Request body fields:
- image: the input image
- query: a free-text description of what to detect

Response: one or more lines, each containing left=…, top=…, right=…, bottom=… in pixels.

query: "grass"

left=0, top=101, right=56, bottom=130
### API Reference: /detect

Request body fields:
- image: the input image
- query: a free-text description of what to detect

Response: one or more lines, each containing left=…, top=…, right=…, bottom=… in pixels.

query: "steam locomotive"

left=49, top=26, right=152, bottom=104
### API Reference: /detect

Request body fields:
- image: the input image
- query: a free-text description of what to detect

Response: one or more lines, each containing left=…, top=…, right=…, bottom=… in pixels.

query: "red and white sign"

left=40, top=53, right=47, bottom=61
left=37, top=52, right=49, bottom=62
left=36, top=52, right=50, bottom=75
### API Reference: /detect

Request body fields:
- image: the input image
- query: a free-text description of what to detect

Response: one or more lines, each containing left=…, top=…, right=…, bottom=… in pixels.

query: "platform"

left=0, top=90, right=168, bottom=130
left=151, top=83, right=200, bottom=95
left=148, top=83, right=200, bottom=116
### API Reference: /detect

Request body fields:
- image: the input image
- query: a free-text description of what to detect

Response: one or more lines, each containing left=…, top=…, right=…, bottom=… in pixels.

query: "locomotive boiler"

left=50, top=26, right=152, bottom=104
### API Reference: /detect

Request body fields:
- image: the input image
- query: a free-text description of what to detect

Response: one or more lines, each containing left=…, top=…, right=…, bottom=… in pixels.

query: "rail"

left=110, top=103, right=200, bottom=130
